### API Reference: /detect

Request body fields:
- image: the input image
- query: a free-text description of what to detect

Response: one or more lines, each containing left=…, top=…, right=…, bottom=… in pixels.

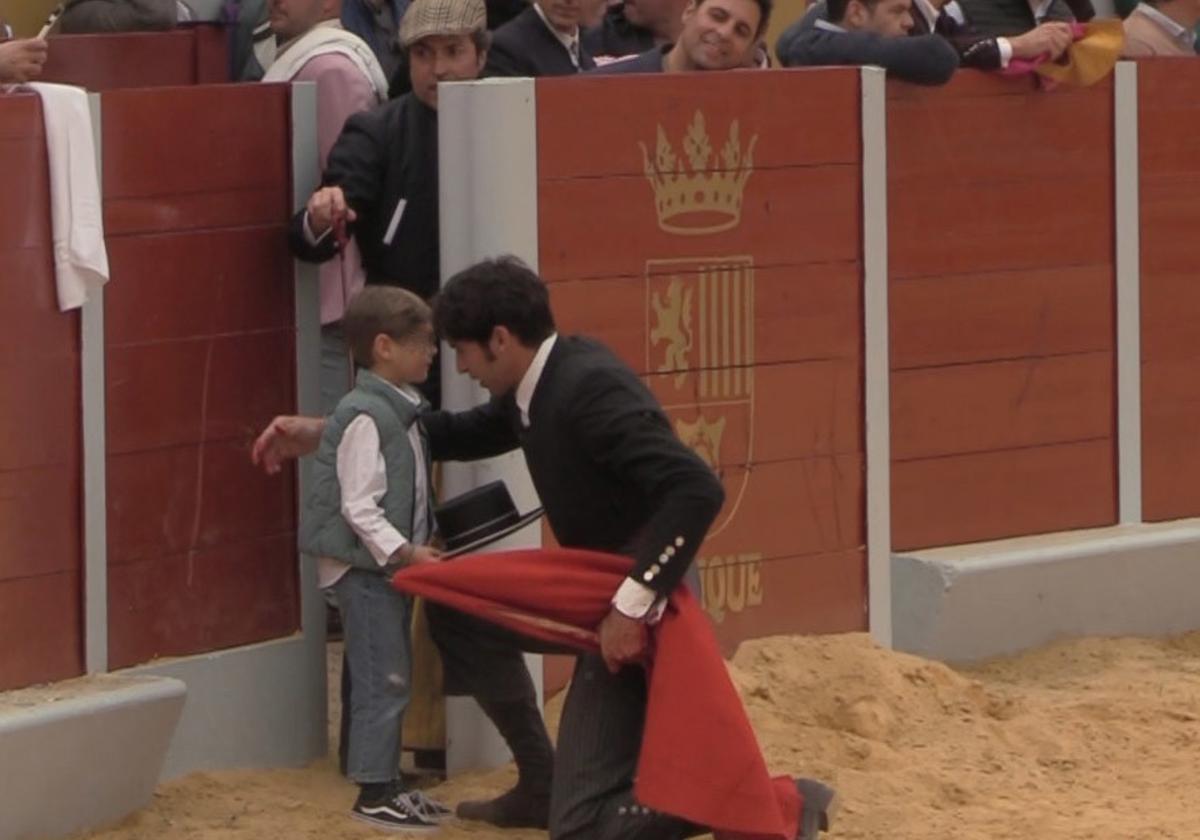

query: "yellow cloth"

left=401, top=599, right=446, bottom=750
left=1037, top=19, right=1125, bottom=87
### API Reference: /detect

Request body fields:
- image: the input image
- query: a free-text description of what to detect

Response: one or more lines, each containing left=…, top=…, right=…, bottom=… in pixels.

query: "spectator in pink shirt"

left=262, top=0, right=391, bottom=414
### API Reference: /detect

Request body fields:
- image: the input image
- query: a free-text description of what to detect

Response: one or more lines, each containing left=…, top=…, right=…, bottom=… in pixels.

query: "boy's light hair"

left=343, top=286, right=432, bottom=368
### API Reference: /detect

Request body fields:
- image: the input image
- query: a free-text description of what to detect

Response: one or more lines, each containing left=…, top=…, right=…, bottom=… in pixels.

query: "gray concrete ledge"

left=0, top=674, right=185, bottom=840
left=127, top=633, right=327, bottom=781
left=892, top=519, right=1200, bottom=663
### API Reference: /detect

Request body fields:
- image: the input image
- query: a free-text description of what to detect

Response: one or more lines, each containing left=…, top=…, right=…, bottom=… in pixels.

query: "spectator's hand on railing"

left=1008, top=22, right=1074, bottom=61
left=0, top=38, right=49, bottom=84
left=251, top=415, right=325, bottom=474
left=306, top=186, right=356, bottom=238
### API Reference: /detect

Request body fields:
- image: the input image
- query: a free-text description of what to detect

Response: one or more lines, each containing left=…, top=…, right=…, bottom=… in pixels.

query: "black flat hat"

left=435, top=480, right=544, bottom=558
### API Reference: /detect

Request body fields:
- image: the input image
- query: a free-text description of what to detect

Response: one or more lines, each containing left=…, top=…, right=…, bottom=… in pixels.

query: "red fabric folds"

left=392, top=547, right=800, bottom=840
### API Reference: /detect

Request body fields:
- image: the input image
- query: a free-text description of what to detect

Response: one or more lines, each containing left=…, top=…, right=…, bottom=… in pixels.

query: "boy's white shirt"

left=317, top=383, right=430, bottom=589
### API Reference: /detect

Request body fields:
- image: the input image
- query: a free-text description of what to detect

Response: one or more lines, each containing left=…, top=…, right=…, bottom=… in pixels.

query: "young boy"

left=300, top=286, right=448, bottom=832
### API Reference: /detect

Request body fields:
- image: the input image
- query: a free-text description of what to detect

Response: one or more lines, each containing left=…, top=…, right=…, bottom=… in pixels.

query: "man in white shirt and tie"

left=485, top=0, right=598, bottom=74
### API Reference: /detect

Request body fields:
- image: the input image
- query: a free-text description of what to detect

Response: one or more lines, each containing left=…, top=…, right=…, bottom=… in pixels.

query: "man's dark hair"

left=343, top=286, right=432, bottom=367
left=827, top=0, right=873, bottom=21
left=434, top=256, right=556, bottom=348
left=695, top=0, right=774, bottom=36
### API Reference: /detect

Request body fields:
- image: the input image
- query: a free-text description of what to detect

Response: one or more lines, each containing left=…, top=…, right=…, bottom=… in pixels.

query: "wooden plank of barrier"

left=107, top=534, right=299, bottom=670
left=891, top=352, right=1114, bottom=461
left=892, top=439, right=1116, bottom=550
left=100, top=84, right=299, bottom=667
left=39, top=27, right=229, bottom=91
left=101, top=84, right=290, bottom=236
left=550, top=261, right=862, bottom=373
left=889, top=75, right=1114, bottom=279
left=644, top=360, right=862, bottom=465
left=890, top=266, right=1114, bottom=370
left=0, top=93, right=85, bottom=690
left=536, top=69, right=862, bottom=179
left=1137, top=59, right=1200, bottom=522
left=700, top=548, right=866, bottom=648
left=538, top=165, right=861, bottom=282
left=887, top=73, right=1117, bottom=549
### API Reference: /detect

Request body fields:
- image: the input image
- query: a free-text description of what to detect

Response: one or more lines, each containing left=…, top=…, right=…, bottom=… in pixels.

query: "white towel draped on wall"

left=26, top=81, right=109, bottom=312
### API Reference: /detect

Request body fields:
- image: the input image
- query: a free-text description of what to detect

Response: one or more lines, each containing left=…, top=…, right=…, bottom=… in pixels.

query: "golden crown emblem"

left=640, top=110, right=758, bottom=236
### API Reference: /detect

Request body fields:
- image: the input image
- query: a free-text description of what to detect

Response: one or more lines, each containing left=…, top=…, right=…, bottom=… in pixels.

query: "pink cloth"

left=293, top=53, right=376, bottom=325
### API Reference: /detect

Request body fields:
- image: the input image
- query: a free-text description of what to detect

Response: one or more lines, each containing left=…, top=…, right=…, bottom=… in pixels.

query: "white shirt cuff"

left=997, top=37, right=1013, bottom=68
left=302, top=210, right=333, bottom=247
left=612, top=576, right=666, bottom=624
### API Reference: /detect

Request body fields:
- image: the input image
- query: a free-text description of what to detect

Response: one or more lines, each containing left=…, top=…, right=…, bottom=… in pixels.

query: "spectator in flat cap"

left=289, top=0, right=489, bottom=409
left=484, top=0, right=597, bottom=76
left=592, top=0, right=771, bottom=71
left=776, top=0, right=959, bottom=84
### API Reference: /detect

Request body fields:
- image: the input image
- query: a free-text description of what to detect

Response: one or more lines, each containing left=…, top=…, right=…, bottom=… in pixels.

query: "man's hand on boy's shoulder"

left=251, top=415, right=325, bottom=474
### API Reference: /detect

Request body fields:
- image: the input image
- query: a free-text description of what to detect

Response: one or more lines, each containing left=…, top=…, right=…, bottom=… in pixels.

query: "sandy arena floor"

left=72, top=631, right=1200, bottom=840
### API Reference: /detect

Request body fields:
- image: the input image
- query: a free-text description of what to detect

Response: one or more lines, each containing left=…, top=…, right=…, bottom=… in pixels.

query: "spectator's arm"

left=774, top=5, right=825, bottom=58
left=779, top=29, right=960, bottom=85
left=486, top=0, right=526, bottom=29
left=420, top=399, right=521, bottom=462
left=59, top=0, right=176, bottom=33
left=0, top=38, right=48, bottom=84
left=287, top=208, right=340, bottom=264
left=482, top=38, right=526, bottom=77
left=286, top=107, right=387, bottom=263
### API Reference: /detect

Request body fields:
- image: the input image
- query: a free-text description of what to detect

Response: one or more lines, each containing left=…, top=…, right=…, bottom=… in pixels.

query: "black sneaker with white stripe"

left=351, top=789, right=439, bottom=833
left=406, top=790, right=453, bottom=823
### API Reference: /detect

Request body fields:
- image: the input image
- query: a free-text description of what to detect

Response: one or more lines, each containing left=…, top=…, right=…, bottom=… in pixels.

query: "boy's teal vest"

left=300, top=369, right=432, bottom=572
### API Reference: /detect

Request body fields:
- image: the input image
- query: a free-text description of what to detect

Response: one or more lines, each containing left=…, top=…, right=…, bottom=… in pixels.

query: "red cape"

left=393, top=548, right=800, bottom=840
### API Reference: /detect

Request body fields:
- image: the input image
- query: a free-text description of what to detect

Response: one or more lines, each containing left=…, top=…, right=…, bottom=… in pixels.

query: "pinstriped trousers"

left=426, top=603, right=705, bottom=840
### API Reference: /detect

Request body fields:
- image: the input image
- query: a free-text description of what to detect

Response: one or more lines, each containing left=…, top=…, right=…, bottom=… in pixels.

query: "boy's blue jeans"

left=333, top=568, right=413, bottom=784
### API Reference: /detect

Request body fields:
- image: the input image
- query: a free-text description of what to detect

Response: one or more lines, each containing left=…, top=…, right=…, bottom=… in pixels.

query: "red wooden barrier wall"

left=887, top=74, right=1118, bottom=550
left=1138, top=60, right=1200, bottom=522
left=101, top=84, right=300, bottom=669
left=40, top=27, right=229, bottom=90
left=0, top=94, right=85, bottom=691
left=536, top=69, right=870, bottom=650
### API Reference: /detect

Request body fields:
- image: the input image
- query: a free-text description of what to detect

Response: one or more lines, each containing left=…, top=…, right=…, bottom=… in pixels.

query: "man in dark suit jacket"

left=250, top=257, right=839, bottom=839
left=422, top=257, right=728, bottom=835
left=776, top=0, right=960, bottom=83
left=786, top=0, right=1074, bottom=70
left=583, top=0, right=686, bottom=59
left=484, top=0, right=597, bottom=75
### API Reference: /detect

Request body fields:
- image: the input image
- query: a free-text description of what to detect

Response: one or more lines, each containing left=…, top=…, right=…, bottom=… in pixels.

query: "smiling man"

left=590, top=0, right=771, bottom=72
left=484, top=0, right=597, bottom=75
